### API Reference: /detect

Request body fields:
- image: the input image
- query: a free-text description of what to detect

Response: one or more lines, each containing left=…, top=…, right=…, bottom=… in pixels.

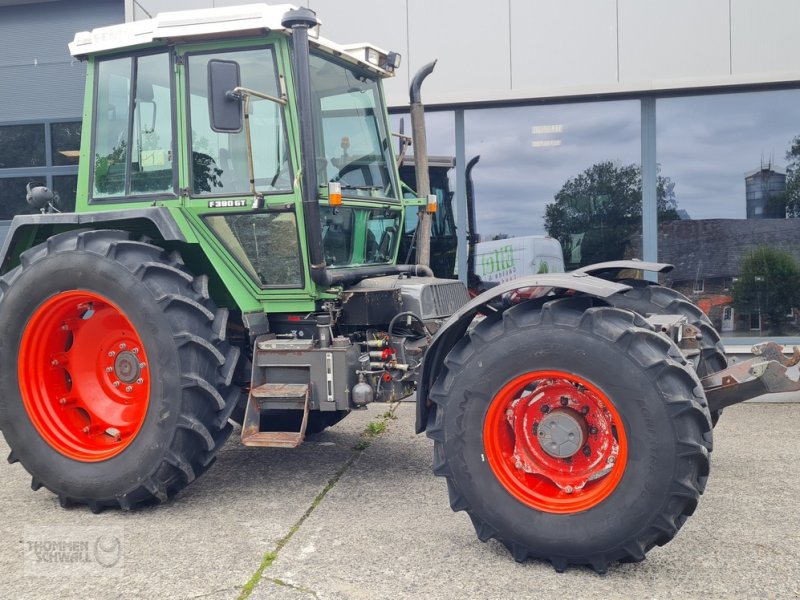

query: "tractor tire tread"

left=427, top=296, right=711, bottom=572
left=0, top=230, right=238, bottom=511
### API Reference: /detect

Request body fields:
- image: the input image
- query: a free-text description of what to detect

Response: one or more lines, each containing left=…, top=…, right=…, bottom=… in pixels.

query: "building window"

left=464, top=100, right=642, bottom=270
left=0, top=120, right=81, bottom=220
left=51, top=122, right=82, bottom=167
left=0, top=124, right=46, bottom=169
left=655, top=89, right=800, bottom=338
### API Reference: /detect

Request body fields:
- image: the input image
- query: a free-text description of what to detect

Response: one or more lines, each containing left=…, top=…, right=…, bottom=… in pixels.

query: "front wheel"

left=427, top=297, right=712, bottom=572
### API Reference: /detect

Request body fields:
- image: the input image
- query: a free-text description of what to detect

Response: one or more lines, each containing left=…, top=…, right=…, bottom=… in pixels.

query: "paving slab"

left=0, top=407, right=375, bottom=600
left=0, top=402, right=798, bottom=599
left=256, top=403, right=800, bottom=600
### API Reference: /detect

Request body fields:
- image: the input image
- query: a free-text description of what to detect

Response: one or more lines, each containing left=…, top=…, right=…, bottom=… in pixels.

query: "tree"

left=544, top=161, right=678, bottom=268
left=732, top=246, right=800, bottom=334
left=783, top=134, right=800, bottom=218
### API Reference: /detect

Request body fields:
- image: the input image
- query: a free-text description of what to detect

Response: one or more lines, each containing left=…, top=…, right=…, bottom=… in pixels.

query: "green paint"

left=13, top=32, right=413, bottom=317
left=480, top=244, right=516, bottom=276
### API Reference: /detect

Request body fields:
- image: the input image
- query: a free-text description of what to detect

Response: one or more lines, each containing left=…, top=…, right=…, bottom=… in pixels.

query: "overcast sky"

left=393, top=88, right=800, bottom=239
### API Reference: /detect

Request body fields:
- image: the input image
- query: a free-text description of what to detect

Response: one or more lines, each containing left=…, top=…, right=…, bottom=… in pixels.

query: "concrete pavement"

left=0, top=402, right=798, bottom=599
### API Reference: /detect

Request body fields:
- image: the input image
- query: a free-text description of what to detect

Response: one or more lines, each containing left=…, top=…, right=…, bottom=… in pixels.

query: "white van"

left=475, top=236, right=565, bottom=284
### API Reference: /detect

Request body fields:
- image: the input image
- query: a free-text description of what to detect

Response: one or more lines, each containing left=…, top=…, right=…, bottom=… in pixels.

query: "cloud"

left=392, top=89, right=800, bottom=239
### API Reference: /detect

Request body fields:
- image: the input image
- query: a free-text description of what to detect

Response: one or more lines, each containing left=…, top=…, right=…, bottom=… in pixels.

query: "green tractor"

left=0, top=3, right=792, bottom=573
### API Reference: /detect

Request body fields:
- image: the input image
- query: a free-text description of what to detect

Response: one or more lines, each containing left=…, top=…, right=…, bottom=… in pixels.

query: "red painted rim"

left=18, top=290, right=150, bottom=462
left=483, top=370, right=628, bottom=514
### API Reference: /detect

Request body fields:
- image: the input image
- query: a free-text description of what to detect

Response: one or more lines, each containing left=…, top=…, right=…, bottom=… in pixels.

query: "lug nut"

left=50, top=359, right=59, bottom=366
left=564, top=485, right=574, bottom=494
left=560, top=396, right=569, bottom=406
left=139, top=362, right=146, bottom=369
left=125, top=386, right=133, bottom=392
left=583, top=445, right=591, bottom=457
left=59, top=397, right=67, bottom=405
left=589, top=426, right=598, bottom=435
left=132, top=348, right=139, bottom=354
left=581, top=405, right=590, bottom=415
left=608, top=456, right=616, bottom=464
left=82, top=427, right=90, bottom=434
left=105, top=367, right=113, bottom=373
left=541, top=405, right=551, bottom=414
left=108, top=351, right=115, bottom=358
left=113, top=381, right=120, bottom=387
left=119, top=343, right=126, bottom=350
left=136, top=378, right=144, bottom=385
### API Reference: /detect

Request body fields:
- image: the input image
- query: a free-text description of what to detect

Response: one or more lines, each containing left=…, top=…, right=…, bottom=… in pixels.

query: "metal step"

left=241, top=383, right=310, bottom=448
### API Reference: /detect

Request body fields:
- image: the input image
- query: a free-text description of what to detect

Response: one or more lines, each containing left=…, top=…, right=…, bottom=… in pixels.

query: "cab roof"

left=68, top=3, right=396, bottom=77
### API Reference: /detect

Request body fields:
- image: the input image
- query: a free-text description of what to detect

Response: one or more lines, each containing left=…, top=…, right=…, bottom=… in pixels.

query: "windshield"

left=310, top=53, right=396, bottom=200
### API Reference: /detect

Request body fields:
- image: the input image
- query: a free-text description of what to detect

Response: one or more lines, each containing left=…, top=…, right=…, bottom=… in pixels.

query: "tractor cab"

left=62, top=4, right=426, bottom=308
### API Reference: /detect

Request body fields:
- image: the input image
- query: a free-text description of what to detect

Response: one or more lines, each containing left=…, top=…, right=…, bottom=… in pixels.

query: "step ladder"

left=241, top=383, right=310, bottom=448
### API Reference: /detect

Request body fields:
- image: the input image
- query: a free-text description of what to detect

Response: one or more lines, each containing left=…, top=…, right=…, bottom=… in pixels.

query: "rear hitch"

left=702, top=341, right=800, bottom=413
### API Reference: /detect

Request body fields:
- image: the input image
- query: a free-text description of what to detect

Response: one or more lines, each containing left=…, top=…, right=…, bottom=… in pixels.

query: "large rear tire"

left=606, top=280, right=727, bottom=425
left=427, top=297, right=712, bottom=572
left=0, top=230, right=240, bottom=511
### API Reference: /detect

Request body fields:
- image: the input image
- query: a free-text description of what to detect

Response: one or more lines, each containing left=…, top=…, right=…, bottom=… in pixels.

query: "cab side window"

left=92, top=53, right=174, bottom=198
left=187, top=47, right=291, bottom=196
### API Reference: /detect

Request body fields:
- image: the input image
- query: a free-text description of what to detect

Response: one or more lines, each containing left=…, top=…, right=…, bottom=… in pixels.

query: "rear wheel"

left=427, top=297, right=712, bottom=572
left=0, top=230, right=240, bottom=511
left=607, top=280, right=727, bottom=425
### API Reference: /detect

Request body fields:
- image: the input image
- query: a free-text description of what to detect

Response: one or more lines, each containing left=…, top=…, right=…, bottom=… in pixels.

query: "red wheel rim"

left=483, top=370, right=628, bottom=514
left=18, top=290, right=150, bottom=462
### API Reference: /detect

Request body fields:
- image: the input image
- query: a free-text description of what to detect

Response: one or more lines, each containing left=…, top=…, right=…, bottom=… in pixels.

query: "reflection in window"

left=465, top=101, right=642, bottom=270
left=52, top=175, right=78, bottom=213
left=655, top=90, right=800, bottom=337
left=0, top=124, right=46, bottom=169
left=205, top=212, right=302, bottom=287
left=92, top=53, right=174, bottom=198
left=51, top=122, right=81, bottom=167
left=188, top=47, right=291, bottom=196
left=0, top=177, right=44, bottom=219
left=320, top=206, right=400, bottom=267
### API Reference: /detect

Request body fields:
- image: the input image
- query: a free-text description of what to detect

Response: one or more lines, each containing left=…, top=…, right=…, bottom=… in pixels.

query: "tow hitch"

left=702, top=341, right=800, bottom=413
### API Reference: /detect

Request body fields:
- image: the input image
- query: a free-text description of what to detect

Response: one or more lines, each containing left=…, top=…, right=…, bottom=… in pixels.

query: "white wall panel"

left=618, top=0, right=730, bottom=82
left=405, top=0, right=510, bottom=106
left=124, top=0, right=800, bottom=107
left=731, top=0, right=800, bottom=75
left=510, top=0, right=618, bottom=90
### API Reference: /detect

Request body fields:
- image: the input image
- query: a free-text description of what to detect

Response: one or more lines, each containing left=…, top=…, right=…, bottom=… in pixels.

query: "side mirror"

left=208, top=59, right=243, bottom=133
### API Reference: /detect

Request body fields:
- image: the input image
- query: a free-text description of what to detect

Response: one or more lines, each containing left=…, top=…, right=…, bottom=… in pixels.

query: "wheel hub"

left=537, top=409, right=586, bottom=458
left=484, top=370, right=628, bottom=513
left=113, top=350, right=140, bottom=383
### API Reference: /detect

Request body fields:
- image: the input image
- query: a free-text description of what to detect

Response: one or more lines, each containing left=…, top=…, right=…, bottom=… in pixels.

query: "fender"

left=0, top=207, right=186, bottom=273
left=415, top=272, right=633, bottom=433
left=572, top=260, right=673, bottom=276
